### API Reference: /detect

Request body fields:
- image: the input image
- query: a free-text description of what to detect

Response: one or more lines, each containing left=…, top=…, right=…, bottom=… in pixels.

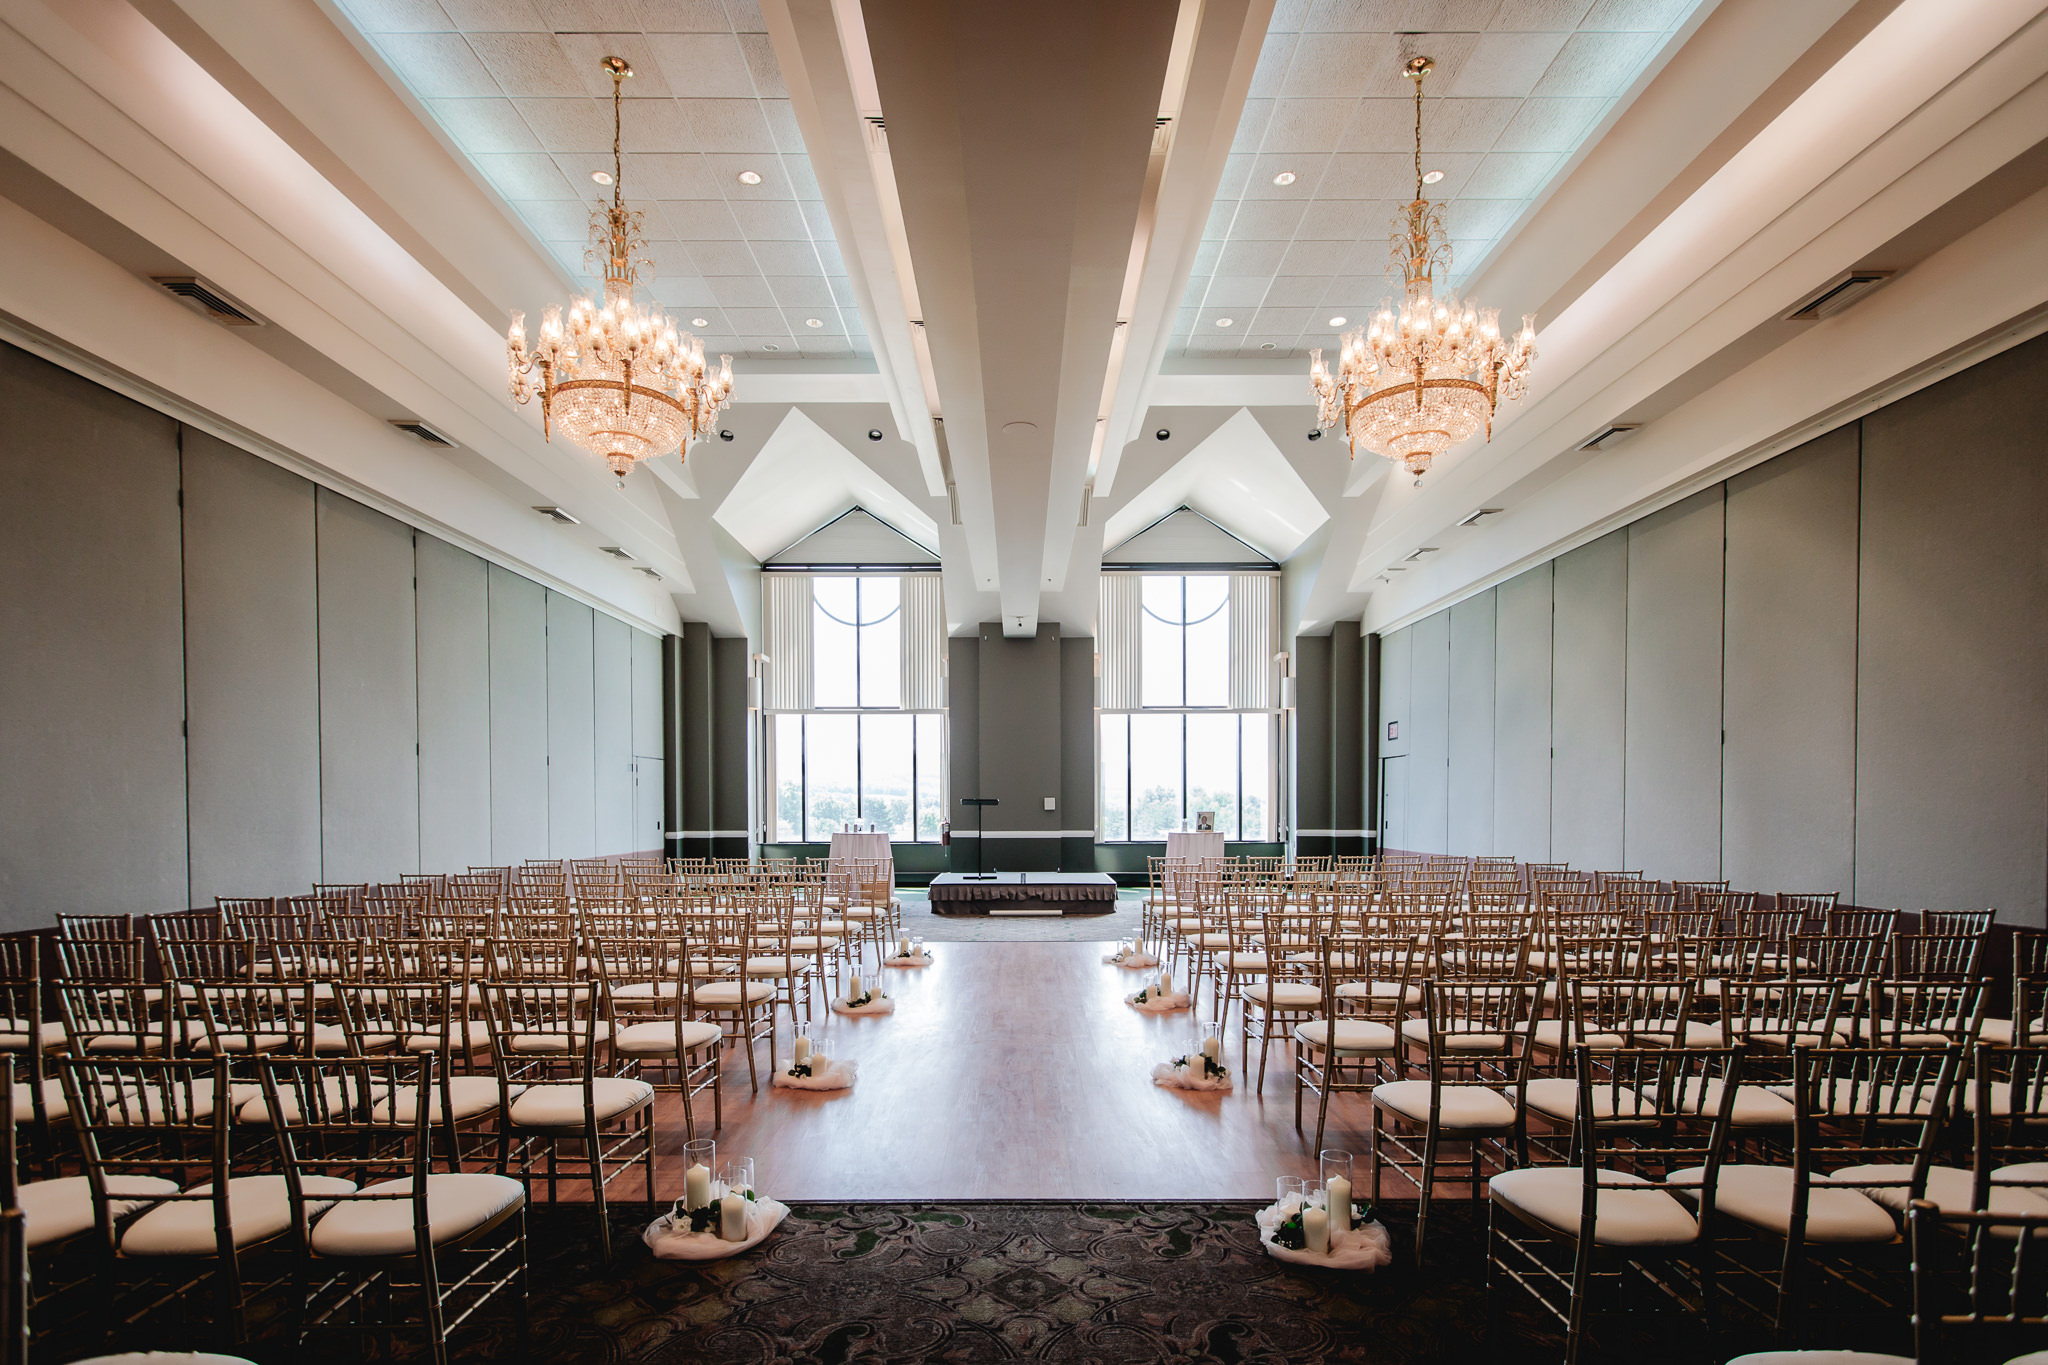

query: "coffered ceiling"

left=1172, top=0, right=1710, bottom=361
left=331, top=0, right=867, bottom=361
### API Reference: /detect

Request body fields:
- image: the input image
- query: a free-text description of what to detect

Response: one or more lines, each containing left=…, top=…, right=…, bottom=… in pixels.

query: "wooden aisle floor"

left=621, top=940, right=1388, bottom=1202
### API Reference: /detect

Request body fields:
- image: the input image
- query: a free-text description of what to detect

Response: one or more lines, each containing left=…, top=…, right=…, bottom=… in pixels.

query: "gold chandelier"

left=1310, top=56, right=1536, bottom=479
left=506, top=56, right=733, bottom=484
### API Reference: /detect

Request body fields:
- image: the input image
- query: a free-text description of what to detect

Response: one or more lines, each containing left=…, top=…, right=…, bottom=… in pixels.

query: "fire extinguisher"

left=940, top=820, right=951, bottom=847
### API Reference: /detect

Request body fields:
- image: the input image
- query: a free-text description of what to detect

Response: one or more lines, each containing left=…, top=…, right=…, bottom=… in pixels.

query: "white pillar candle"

left=684, top=1162, right=711, bottom=1211
left=810, top=1052, right=829, bottom=1077
left=1202, top=1035, right=1221, bottom=1062
left=1304, top=1205, right=1329, bottom=1254
left=1160, top=971, right=1172, bottom=997
left=794, top=1036, right=811, bottom=1065
left=719, top=1191, right=747, bottom=1241
left=849, top=974, right=863, bottom=1000
left=1327, top=1175, right=1352, bottom=1234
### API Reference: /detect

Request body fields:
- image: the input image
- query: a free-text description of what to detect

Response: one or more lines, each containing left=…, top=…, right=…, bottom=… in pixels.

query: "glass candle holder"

left=723, top=1156, right=755, bottom=1197
left=1275, top=1175, right=1307, bottom=1210
left=911, top=935, right=925, bottom=959
left=1198, top=1020, right=1224, bottom=1062
left=1118, top=938, right=1133, bottom=959
left=679, top=1137, right=717, bottom=1215
left=1319, top=1149, right=1353, bottom=1188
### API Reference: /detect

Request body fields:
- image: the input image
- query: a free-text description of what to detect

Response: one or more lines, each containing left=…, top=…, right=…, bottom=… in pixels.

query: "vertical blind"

left=1097, top=570, right=1278, bottom=709
left=901, top=573, right=946, bottom=710
left=761, top=572, right=945, bottom=710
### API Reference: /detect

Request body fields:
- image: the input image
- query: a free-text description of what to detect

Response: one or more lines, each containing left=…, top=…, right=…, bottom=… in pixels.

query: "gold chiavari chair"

left=54, top=914, right=131, bottom=943
left=1298, top=934, right=1418, bottom=1152
left=54, top=941, right=165, bottom=1057
left=677, top=907, right=774, bottom=1094
left=1237, top=903, right=1327, bottom=1087
left=592, top=935, right=720, bottom=1137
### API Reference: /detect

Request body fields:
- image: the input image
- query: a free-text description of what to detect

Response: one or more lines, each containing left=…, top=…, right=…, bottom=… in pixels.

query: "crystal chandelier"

left=506, top=56, right=733, bottom=484
left=1309, top=56, right=1536, bottom=479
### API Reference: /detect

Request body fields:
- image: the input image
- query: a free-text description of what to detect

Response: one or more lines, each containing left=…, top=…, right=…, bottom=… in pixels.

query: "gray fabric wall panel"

left=1377, top=627, right=1411, bottom=759
left=415, top=535, right=492, bottom=876
left=488, top=566, right=549, bottom=863
left=633, top=755, right=666, bottom=857
left=1293, top=635, right=1331, bottom=835
left=947, top=635, right=980, bottom=872
left=1446, top=592, right=1496, bottom=856
left=1405, top=612, right=1451, bottom=853
left=1492, top=564, right=1552, bottom=860
left=1550, top=532, right=1628, bottom=870
left=1330, top=623, right=1364, bottom=837
left=592, top=614, right=635, bottom=855
left=0, top=347, right=187, bottom=923
left=631, top=627, right=663, bottom=760
left=1623, top=488, right=1726, bottom=880
left=712, top=638, right=749, bottom=841
left=1856, top=336, right=2048, bottom=923
left=545, top=592, right=597, bottom=859
left=1723, top=430, right=1860, bottom=895
left=315, top=490, right=420, bottom=883
left=180, top=430, right=321, bottom=904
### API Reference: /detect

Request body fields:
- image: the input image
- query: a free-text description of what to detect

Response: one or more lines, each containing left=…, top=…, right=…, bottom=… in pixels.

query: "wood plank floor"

left=619, top=940, right=1387, bottom=1202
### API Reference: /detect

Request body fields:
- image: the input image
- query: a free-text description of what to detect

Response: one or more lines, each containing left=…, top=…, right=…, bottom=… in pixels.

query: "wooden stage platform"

left=927, top=871, right=1118, bottom=916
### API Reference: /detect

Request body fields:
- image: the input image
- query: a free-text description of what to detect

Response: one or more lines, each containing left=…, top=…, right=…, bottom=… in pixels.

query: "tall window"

left=766, top=573, right=946, bottom=842
left=1098, top=571, right=1277, bottom=842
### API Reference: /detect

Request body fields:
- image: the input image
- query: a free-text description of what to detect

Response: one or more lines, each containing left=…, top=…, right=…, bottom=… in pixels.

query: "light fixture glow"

left=1272, top=170, right=1297, bottom=185
left=804, top=317, right=824, bottom=328
left=591, top=170, right=612, bottom=185
left=737, top=170, right=762, bottom=185
left=1422, top=169, right=1444, bottom=185
left=1328, top=315, right=1347, bottom=327
left=1215, top=317, right=1234, bottom=328
left=762, top=342, right=780, bottom=351
left=691, top=318, right=709, bottom=328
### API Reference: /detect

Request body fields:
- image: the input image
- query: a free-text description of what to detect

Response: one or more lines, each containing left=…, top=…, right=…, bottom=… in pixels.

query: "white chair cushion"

left=1216, top=953, right=1269, bottom=971
left=1831, top=1163, right=2048, bottom=1221
left=507, top=1077, right=653, bottom=1128
left=120, top=1174, right=356, bottom=1256
left=693, top=981, right=776, bottom=1006
left=1242, top=982, right=1321, bottom=1009
left=20, top=1174, right=178, bottom=1249
left=1767, top=1080, right=1944, bottom=1118
left=12, top=1077, right=70, bottom=1122
left=99, top=1080, right=263, bottom=1126
left=744, top=956, right=798, bottom=976
left=1532, top=1021, right=1626, bottom=1052
left=1995, top=1161, right=2048, bottom=1189
left=369, top=1076, right=513, bottom=1125
left=508, top=1021, right=613, bottom=1053
left=1399, top=1018, right=1509, bottom=1050
left=188, top=1032, right=297, bottom=1056
left=57, top=1351, right=259, bottom=1364
left=403, top=1021, right=492, bottom=1053
left=612, top=1020, right=723, bottom=1055
left=1723, top=1352, right=1913, bottom=1365
left=1335, top=980, right=1422, bottom=1005
left=1667, top=1165, right=1898, bottom=1243
left=1490, top=1167, right=1699, bottom=1247
left=1523, top=1077, right=1665, bottom=1123
left=236, top=1076, right=349, bottom=1127
left=1631, top=1021, right=1727, bottom=1048
left=0, top=1020, right=68, bottom=1051
left=1371, top=1079, right=1518, bottom=1129
left=307, top=1174, right=525, bottom=1258
left=1293, top=1019, right=1396, bottom=1053
left=611, top=982, right=681, bottom=1000
left=1675, top=1078, right=1797, bottom=1127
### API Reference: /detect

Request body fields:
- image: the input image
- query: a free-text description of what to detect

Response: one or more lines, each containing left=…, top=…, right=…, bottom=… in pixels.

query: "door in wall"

left=633, top=756, right=664, bottom=856
left=1379, top=755, right=1406, bottom=853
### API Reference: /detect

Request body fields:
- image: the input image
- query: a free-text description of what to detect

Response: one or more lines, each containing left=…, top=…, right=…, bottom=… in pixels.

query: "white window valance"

left=761, top=571, right=945, bottom=712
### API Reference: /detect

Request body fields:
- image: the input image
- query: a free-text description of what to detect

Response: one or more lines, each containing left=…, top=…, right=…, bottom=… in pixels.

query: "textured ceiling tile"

left=1204, top=276, right=1272, bottom=309
left=660, top=198, right=744, bottom=238
left=517, top=97, right=612, bottom=150
left=1494, top=96, right=1602, bottom=151
left=700, top=152, right=789, bottom=196
left=1315, top=153, right=1411, bottom=200
left=707, top=275, right=773, bottom=307
left=338, top=0, right=453, bottom=32
left=1243, top=336, right=1301, bottom=354
left=633, top=0, right=729, bottom=30
left=812, top=237, right=844, bottom=274
left=438, top=0, right=546, bottom=28
left=730, top=199, right=808, bottom=239
left=681, top=99, right=777, bottom=152
left=751, top=240, right=824, bottom=275
left=473, top=151, right=579, bottom=199
left=723, top=307, right=789, bottom=332
left=768, top=276, right=835, bottom=308
left=1244, top=153, right=1329, bottom=198
left=780, top=156, right=821, bottom=200
left=686, top=241, right=760, bottom=275
left=1581, top=0, right=1693, bottom=30
left=1340, top=236, right=1402, bottom=275
left=1281, top=33, right=1398, bottom=97
left=1262, top=275, right=1335, bottom=307
left=1186, top=331, right=1244, bottom=353
left=746, top=335, right=792, bottom=352
left=553, top=34, right=675, bottom=97
left=1394, top=0, right=1507, bottom=26
left=1189, top=241, right=1221, bottom=275
left=1216, top=155, right=1253, bottom=200
left=1270, top=0, right=1313, bottom=30
left=1489, top=0, right=1592, bottom=27
left=1451, top=30, right=1569, bottom=97
left=1410, top=100, right=1517, bottom=154
left=1248, top=34, right=1299, bottom=99
left=1228, top=197, right=1310, bottom=240
left=761, top=101, right=807, bottom=154
left=801, top=201, right=836, bottom=238
left=426, top=97, right=539, bottom=152
left=532, top=0, right=640, bottom=26
left=1251, top=306, right=1314, bottom=334
left=1278, top=239, right=1353, bottom=275
left=1301, top=197, right=1394, bottom=239
left=1262, top=99, right=1353, bottom=154
left=1443, top=197, right=1521, bottom=238
left=520, top=200, right=595, bottom=237
left=617, top=152, right=720, bottom=197
left=798, top=338, right=853, bottom=356
left=1533, top=29, right=1658, bottom=96
left=642, top=33, right=754, bottom=96
left=619, top=98, right=692, bottom=151
left=829, top=277, right=860, bottom=308
left=1214, top=238, right=1292, bottom=276
left=1303, top=1, right=1404, bottom=31
left=1232, top=99, right=1275, bottom=154
left=468, top=32, right=583, bottom=96
left=1463, top=150, right=1559, bottom=197
left=375, top=32, right=500, bottom=97
left=1202, top=200, right=1238, bottom=240
left=722, top=0, right=767, bottom=33
left=1325, top=273, right=1392, bottom=300
left=737, top=34, right=787, bottom=96
left=648, top=278, right=718, bottom=308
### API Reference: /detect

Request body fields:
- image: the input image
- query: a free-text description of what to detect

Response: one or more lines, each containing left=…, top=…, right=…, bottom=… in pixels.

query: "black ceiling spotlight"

left=868, top=429, right=883, bottom=441
left=1306, top=429, right=1322, bottom=441
left=1155, top=428, right=1170, bottom=440
left=719, top=429, right=735, bottom=442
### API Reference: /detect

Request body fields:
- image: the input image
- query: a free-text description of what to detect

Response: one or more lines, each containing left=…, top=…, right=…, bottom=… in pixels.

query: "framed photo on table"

left=1194, top=811, right=1215, bottom=833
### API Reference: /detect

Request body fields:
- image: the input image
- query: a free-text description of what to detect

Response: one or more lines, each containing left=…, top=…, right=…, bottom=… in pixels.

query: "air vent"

left=864, top=115, right=885, bottom=131
left=1404, top=546, right=1439, bottom=562
left=636, top=566, right=662, bottom=581
left=151, top=276, right=260, bottom=325
left=388, top=419, right=454, bottom=447
left=533, top=505, right=580, bottom=525
left=1580, top=424, right=1641, bottom=452
left=598, top=546, right=634, bottom=561
left=1457, top=507, right=1504, bottom=527
left=1786, top=269, right=1894, bottom=321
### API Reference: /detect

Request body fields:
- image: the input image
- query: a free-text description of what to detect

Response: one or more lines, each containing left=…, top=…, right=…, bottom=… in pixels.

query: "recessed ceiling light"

left=1272, top=171, right=1296, bottom=185
left=690, top=317, right=709, bottom=328
left=1215, top=317, right=1234, bottom=328
left=737, top=170, right=762, bottom=185
left=804, top=317, right=823, bottom=328
left=1328, top=315, right=1347, bottom=327
left=591, top=170, right=613, bottom=185
left=762, top=342, right=780, bottom=350
left=1422, top=169, right=1445, bottom=185
left=1259, top=342, right=1277, bottom=350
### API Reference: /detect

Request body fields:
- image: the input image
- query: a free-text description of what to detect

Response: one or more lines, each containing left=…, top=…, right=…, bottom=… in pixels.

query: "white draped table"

left=1164, top=830, right=1226, bottom=864
left=828, top=830, right=893, bottom=875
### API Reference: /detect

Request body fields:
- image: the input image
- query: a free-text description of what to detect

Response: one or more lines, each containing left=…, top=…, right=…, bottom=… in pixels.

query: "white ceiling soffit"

left=1102, top=406, right=1327, bottom=561
left=713, top=405, right=938, bottom=560
left=1103, top=508, right=1276, bottom=567
left=765, top=505, right=938, bottom=565
left=326, top=0, right=868, bottom=365
left=1172, top=0, right=1712, bottom=363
